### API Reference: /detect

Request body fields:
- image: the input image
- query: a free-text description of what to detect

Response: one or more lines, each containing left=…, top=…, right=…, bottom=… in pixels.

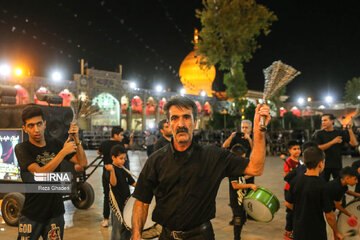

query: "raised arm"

left=68, top=123, right=87, bottom=167
left=25, top=140, right=76, bottom=173
left=132, top=199, right=150, bottom=240
left=222, top=132, right=236, bottom=148
left=244, top=104, right=271, bottom=176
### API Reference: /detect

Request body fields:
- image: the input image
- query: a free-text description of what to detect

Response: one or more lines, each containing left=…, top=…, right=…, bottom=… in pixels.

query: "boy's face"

left=289, top=145, right=301, bottom=158
left=112, top=153, right=126, bottom=167
left=22, top=116, right=46, bottom=143
left=345, top=176, right=358, bottom=186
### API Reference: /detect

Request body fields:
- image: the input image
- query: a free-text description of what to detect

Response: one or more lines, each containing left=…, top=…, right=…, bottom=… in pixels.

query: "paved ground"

left=0, top=150, right=358, bottom=240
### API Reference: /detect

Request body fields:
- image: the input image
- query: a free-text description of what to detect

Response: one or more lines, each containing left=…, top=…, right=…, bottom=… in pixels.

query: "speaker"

left=36, top=93, right=63, bottom=105
left=0, top=105, right=73, bottom=143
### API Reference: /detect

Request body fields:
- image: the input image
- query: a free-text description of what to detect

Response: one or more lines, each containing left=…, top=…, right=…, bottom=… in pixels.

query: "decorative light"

left=15, top=68, right=23, bottom=76
left=307, top=97, right=312, bottom=102
left=200, top=90, right=206, bottom=97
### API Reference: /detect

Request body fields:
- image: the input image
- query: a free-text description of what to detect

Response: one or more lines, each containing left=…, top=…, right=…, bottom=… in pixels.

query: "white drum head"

left=123, top=196, right=156, bottom=230
left=243, top=198, right=273, bottom=222
left=338, top=200, right=360, bottom=239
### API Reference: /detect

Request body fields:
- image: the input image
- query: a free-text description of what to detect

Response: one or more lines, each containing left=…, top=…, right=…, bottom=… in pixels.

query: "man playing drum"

left=131, top=96, right=271, bottom=240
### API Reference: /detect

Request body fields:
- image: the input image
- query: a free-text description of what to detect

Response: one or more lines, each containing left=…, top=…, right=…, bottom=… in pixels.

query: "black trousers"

left=232, top=206, right=246, bottom=240
left=102, top=169, right=110, bottom=219
left=284, top=190, right=293, bottom=232
left=159, top=223, right=215, bottom=240
left=323, top=168, right=341, bottom=182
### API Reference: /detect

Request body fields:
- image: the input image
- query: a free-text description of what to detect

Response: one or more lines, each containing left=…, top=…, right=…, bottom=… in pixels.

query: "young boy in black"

left=326, top=166, right=360, bottom=218
left=105, top=144, right=136, bottom=240
left=285, top=146, right=343, bottom=240
left=229, top=144, right=257, bottom=240
left=15, top=105, right=87, bottom=239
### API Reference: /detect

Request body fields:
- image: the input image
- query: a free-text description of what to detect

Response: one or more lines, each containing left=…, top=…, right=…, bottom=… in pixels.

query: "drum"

left=337, top=199, right=360, bottom=239
left=243, top=187, right=280, bottom=223
left=122, top=195, right=162, bottom=239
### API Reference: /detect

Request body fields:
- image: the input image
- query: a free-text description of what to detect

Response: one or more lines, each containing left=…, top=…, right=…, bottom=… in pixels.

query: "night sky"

left=1, top=0, right=360, bottom=102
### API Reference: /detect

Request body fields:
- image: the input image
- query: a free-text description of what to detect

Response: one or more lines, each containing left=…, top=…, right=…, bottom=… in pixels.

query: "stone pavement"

left=0, top=150, right=358, bottom=239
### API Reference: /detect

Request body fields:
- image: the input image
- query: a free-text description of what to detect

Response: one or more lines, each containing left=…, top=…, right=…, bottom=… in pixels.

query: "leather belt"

left=164, top=221, right=211, bottom=240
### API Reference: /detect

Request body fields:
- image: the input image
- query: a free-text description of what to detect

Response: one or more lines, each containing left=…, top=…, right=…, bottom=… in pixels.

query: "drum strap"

left=109, top=185, right=124, bottom=223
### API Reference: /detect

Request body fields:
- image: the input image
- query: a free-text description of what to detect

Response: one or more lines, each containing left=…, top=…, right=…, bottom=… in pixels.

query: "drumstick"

left=121, top=166, right=138, bottom=179
left=344, top=229, right=357, bottom=237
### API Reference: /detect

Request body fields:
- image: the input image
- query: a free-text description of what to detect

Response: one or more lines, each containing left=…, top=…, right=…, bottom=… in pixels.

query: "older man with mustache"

left=131, top=96, right=271, bottom=240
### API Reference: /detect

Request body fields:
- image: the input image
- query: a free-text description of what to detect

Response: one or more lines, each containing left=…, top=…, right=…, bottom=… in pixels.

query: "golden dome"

left=179, top=30, right=216, bottom=97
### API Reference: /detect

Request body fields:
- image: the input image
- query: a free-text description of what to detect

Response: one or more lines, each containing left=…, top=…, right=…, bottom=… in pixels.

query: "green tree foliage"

left=195, top=0, right=277, bottom=115
left=344, top=77, right=360, bottom=105
left=195, top=0, right=278, bottom=70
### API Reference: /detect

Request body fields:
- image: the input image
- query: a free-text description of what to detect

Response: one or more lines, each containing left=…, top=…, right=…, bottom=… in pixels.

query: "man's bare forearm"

left=244, top=132, right=265, bottom=176
left=132, top=199, right=149, bottom=240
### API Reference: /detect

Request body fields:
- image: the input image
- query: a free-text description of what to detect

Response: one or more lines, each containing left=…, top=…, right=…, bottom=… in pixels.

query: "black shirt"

left=229, top=176, right=247, bottom=208
left=326, top=177, right=348, bottom=207
left=352, top=160, right=360, bottom=193
left=312, top=129, right=350, bottom=168
left=153, top=135, right=170, bottom=152
left=99, top=140, right=124, bottom=165
left=287, top=174, right=333, bottom=240
left=110, top=165, right=135, bottom=212
left=229, top=133, right=252, bottom=157
left=133, top=140, right=249, bottom=231
left=15, top=138, right=73, bottom=222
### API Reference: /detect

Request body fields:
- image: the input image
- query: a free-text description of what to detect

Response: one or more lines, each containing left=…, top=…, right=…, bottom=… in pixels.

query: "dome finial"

left=194, top=29, right=199, bottom=49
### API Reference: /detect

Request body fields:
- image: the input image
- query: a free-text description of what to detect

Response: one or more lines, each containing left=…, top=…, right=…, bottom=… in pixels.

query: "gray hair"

left=241, top=119, right=252, bottom=128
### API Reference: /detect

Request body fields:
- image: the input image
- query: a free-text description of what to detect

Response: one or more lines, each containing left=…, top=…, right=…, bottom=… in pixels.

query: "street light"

left=130, top=82, right=136, bottom=89
left=156, top=85, right=163, bottom=92
left=297, top=97, right=305, bottom=105
left=180, top=88, right=186, bottom=96
left=357, top=95, right=360, bottom=100
left=325, top=95, right=333, bottom=104
left=51, top=71, right=62, bottom=81
left=0, top=64, right=11, bottom=77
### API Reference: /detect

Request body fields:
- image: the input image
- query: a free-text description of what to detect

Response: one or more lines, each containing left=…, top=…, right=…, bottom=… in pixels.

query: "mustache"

left=176, top=127, right=188, bottom=134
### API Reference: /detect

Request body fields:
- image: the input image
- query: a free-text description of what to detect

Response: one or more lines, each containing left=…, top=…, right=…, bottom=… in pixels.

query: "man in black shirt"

left=312, top=113, right=357, bottom=182
left=222, top=119, right=253, bottom=157
left=98, top=126, right=132, bottom=227
left=131, top=96, right=271, bottom=240
left=154, top=119, right=172, bottom=151
left=286, top=147, right=342, bottom=240
left=326, top=166, right=360, bottom=218
left=15, top=105, right=87, bottom=240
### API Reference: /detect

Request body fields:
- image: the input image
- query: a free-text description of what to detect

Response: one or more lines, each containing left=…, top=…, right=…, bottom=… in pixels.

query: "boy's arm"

left=26, top=140, right=76, bottom=173
left=231, top=181, right=257, bottom=191
left=105, top=165, right=117, bottom=186
left=285, top=201, right=293, bottom=210
left=334, top=201, right=356, bottom=218
left=346, top=190, right=360, bottom=198
left=325, top=211, right=344, bottom=239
